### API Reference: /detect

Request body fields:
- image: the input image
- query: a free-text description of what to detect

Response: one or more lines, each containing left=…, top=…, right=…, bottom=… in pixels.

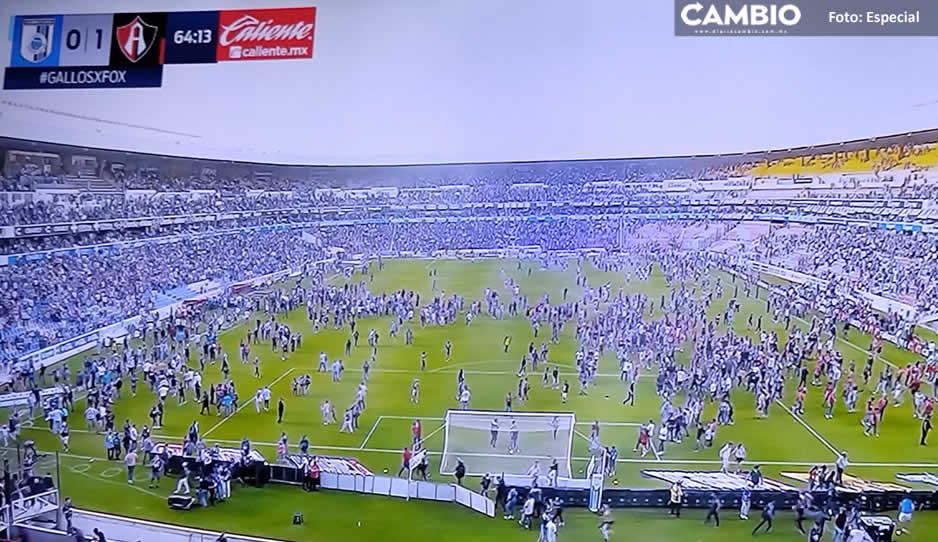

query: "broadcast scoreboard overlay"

left=4, top=6, right=316, bottom=90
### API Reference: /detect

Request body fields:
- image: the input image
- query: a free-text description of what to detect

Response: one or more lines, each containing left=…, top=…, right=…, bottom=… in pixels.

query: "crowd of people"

left=3, top=206, right=937, bottom=400
left=754, top=225, right=938, bottom=313
left=0, top=231, right=324, bottom=366
left=0, top=174, right=932, bottom=227
left=0, top=140, right=935, bottom=540
left=0, top=235, right=930, bottom=542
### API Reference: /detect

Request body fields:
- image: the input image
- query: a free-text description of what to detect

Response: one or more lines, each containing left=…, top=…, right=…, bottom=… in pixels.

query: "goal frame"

left=440, top=409, right=576, bottom=477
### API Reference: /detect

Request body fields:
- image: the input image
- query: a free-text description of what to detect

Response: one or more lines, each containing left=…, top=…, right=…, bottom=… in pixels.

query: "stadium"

left=1, top=2, right=938, bottom=542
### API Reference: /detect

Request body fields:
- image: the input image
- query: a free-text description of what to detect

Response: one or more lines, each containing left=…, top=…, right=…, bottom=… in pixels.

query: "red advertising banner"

left=216, top=6, right=315, bottom=61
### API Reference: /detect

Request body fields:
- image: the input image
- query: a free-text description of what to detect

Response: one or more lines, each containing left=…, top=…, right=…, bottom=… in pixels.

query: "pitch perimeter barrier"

left=496, top=484, right=938, bottom=513
left=68, top=508, right=298, bottom=542
left=269, top=466, right=494, bottom=517
left=724, top=263, right=934, bottom=357
left=747, top=260, right=919, bottom=321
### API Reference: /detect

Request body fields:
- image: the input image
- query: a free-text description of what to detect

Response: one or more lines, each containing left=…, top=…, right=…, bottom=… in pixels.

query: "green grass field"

left=12, top=258, right=938, bottom=542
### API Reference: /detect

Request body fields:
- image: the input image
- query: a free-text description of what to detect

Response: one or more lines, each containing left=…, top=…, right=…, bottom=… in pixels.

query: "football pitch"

left=10, top=257, right=938, bottom=542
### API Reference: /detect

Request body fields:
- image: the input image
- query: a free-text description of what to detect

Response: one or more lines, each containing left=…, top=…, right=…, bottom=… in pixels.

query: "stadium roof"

left=2, top=0, right=937, bottom=165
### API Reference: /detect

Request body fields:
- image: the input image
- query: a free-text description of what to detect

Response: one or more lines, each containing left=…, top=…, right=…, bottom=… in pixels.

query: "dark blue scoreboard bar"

left=8, top=11, right=220, bottom=67
left=3, top=65, right=164, bottom=90
left=5, top=7, right=317, bottom=89
left=164, top=11, right=219, bottom=64
left=5, top=10, right=217, bottom=89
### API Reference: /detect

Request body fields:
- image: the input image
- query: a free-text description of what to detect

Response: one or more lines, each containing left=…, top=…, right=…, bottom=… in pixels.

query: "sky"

left=1, top=0, right=937, bottom=165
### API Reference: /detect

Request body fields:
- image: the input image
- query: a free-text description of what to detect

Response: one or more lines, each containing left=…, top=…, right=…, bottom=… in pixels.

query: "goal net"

left=440, top=410, right=575, bottom=477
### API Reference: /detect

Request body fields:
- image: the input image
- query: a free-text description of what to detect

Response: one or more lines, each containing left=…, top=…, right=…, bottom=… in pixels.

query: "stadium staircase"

left=164, top=285, right=199, bottom=302
left=31, top=175, right=119, bottom=192
left=158, top=280, right=224, bottom=305
left=150, top=292, right=178, bottom=309
left=678, top=223, right=726, bottom=250
left=711, top=221, right=772, bottom=254
left=84, top=177, right=121, bottom=193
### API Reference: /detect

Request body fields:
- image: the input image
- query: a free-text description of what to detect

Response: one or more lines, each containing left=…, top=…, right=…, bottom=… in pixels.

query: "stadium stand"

left=1, top=129, right=938, bottom=374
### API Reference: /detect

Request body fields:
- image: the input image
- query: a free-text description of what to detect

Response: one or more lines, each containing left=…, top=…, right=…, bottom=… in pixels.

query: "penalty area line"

left=418, top=421, right=446, bottom=447
left=774, top=398, right=839, bottom=456
left=359, top=416, right=384, bottom=449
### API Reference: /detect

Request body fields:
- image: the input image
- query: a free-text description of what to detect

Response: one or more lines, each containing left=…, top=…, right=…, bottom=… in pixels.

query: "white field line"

left=379, top=415, right=445, bottom=421
left=425, top=359, right=576, bottom=374
left=575, top=427, right=661, bottom=462
left=73, top=467, right=165, bottom=499
left=418, top=422, right=446, bottom=446
left=574, top=421, right=642, bottom=427
left=375, top=416, right=640, bottom=426
left=774, top=398, right=839, bottom=456
left=358, top=415, right=384, bottom=449
left=202, top=368, right=294, bottom=437
left=25, top=419, right=663, bottom=439
left=323, top=366, right=630, bottom=378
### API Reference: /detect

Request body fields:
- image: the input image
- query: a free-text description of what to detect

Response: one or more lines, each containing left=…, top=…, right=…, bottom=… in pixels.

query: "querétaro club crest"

left=19, top=17, right=57, bottom=63
left=115, top=16, right=158, bottom=63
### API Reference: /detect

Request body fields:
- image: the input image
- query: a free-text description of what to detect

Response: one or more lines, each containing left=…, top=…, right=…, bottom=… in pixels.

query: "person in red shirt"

left=411, top=419, right=422, bottom=449
left=793, top=386, right=806, bottom=415
left=398, top=447, right=412, bottom=477
left=822, top=382, right=835, bottom=419
left=308, top=457, right=320, bottom=491
left=876, top=394, right=888, bottom=422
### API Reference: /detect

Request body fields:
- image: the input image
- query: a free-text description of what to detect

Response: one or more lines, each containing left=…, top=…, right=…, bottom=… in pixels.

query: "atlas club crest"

left=115, top=16, right=158, bottom=63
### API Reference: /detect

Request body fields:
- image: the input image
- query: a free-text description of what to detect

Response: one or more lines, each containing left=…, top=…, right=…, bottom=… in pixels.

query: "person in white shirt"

left=85, top=406, right=97, bottom=431
left=320, top=400, right=332, bottom=425
left=845, top=527, right=874, bottom=542
left=410, top=378, right=420, bottom=404
left=174, top=461, right=191, bottom=495
left=340, top=409, right=354, bottom=433
left=733, top=442, right=747, bottom=474
left=262, top=387, right=271, bottom=411
left=520, top=496, right=536, bottom=529
left=318, top=352, right=328, bottom=372
left=645, top=420, right=656, bottom=456
left=719, top=441, right=733, bottom=473
left=835, top=451, right=848, bottom=484
left=124, top=449, right=137, bottom=484
left=545, top=519, right=558, bottom=542
left=459, top=388, right=471, bottom=410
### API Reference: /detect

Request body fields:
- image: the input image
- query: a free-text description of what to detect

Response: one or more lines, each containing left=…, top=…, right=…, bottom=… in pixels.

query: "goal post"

left=440, top=409, right=575, bottom=477
left=406, top=448, right=428, bottom=501
left=587, top=446, right=607, bottom=512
